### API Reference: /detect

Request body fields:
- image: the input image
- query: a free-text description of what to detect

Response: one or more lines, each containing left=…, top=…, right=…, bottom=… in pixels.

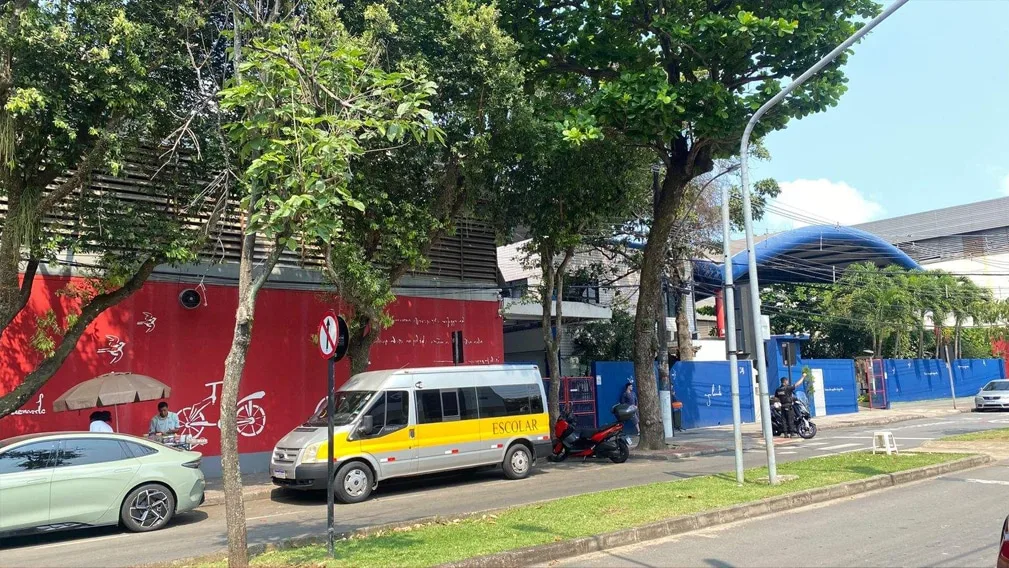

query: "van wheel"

left=334, top=462, right=374, bottom=504
left=502, top=444, right=532, bottom=480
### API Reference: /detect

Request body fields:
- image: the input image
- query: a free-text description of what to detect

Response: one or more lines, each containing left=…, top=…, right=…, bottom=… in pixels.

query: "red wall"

left=0, top=276, right=504, bottom=455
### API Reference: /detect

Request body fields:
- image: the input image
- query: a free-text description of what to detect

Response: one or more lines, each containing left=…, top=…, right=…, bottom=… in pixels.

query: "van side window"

left=459, top=387, right=479, bottom=420
left=441, top=390, right=460, bottom=421
left=477, top=386, right=508, bottom=418
left=363, top=391, right=410, bottom=435
left=529, top=385, right=544, bottom=414
left=417, top=391, right=443, bottom=424
left=386, top=391, right=409, bottom=427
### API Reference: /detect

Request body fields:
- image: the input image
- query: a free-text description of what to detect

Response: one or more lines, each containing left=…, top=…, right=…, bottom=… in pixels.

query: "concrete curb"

left=629, top=447, right=728, bottom=461
left=434, top=454, right=991, bottom=568
left=202, top=485, right=276, bottom=508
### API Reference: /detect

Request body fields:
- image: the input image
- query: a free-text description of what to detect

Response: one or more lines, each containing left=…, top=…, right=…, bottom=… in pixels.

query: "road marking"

left=804, top=441, right=829, bottom=446
left=816, top=443, right=862, bottom=452
left=778, top=450, right=798, bottom=455
left=248, top=510, right=305, bottom=521
left=894, top=421, right=956, bottom=429
left=23, top=533, right=129, bottom=551
left=964, top=478, right=1009, bottom=486
left=828, top=436, right=934, bottom=440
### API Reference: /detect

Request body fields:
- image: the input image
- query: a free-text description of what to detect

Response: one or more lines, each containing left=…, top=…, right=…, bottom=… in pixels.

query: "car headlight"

left=300, top=442, right=327, bottom=464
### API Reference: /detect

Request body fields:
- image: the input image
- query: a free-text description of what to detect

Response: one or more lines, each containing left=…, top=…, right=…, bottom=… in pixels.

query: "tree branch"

left=0, top=256, right=159, bottom=418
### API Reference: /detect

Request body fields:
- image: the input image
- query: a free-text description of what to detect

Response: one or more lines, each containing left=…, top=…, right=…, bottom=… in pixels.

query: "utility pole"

left=654, top=163, right=674, bottom=440
left=720, top=185, right=745, bottom=485
left=737, top=0, right=910, bottom=485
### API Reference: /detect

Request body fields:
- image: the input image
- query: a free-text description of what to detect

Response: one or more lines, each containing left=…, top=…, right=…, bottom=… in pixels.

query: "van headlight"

left=300, top=442, right=327, bottom=464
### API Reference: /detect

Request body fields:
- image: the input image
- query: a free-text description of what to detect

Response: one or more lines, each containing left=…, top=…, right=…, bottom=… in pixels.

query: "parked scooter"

left=549, top=403, right=634, bottom=463
left=770, top=397, right=817, bottom=439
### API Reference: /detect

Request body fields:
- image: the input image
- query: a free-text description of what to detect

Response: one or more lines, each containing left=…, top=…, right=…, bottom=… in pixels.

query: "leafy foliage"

left=219, top=11, right=440, bottom=248
left=0, top=0, right=226, bottom=417
left=498, top=0, right=880, bottom=448
left=321, top=0, right=526, bottom=373
left=572, top=309, right=637, bottom=368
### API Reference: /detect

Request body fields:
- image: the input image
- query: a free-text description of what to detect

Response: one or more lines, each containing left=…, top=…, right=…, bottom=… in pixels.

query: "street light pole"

left=737, top=0, right=910, bottom=485
left=654, top=164, right=674, bottom=440
left=721, top=182, right=745, bottom=485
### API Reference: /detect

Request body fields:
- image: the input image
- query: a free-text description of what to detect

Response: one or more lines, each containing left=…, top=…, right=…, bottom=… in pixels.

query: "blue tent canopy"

left=690, top=225, right=920, bottom=299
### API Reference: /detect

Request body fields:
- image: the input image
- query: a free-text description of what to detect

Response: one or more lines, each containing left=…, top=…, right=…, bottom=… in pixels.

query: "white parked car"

left=974, top=380, right=1009, bottom=412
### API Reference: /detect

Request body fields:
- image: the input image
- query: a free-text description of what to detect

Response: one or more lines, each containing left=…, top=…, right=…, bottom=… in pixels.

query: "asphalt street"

left=1, top=413, right=1006, bottom=567
left=555, top=462, right=1009, bottom=568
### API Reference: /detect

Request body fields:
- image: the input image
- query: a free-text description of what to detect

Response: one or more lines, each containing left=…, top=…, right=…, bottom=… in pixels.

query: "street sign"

left=318, top=310, right=348, bottom=559
left=318, top=312, right=349, bottom=361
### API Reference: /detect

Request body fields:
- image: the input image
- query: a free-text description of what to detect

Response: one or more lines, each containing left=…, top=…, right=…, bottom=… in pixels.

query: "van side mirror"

left=359, top=415, right=374, bottom=435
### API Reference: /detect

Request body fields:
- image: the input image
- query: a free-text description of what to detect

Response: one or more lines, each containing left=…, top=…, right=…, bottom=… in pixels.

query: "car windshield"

left=982, top=382, right=1009, bottom=391
left=304, top=391, right=376, bottom=427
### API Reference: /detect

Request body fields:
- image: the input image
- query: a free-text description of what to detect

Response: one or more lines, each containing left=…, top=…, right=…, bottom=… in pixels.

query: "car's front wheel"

left=120, top=483, right=176, bottom=532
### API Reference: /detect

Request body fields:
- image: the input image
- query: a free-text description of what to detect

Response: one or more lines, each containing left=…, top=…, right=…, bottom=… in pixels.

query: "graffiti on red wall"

left=0, top=277, right=504, bottom=455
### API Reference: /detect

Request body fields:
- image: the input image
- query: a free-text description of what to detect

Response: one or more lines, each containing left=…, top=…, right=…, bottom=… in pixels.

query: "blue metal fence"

left=884, top=358, right=1006, bottom=404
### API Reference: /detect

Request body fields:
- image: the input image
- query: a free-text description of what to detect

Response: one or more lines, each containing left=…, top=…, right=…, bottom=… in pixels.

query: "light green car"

left=0, top=432, right=205, bottom=536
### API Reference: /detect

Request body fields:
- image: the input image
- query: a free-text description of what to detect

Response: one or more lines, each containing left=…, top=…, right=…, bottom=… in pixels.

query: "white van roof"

left=339, top=364, right=542, bottom=392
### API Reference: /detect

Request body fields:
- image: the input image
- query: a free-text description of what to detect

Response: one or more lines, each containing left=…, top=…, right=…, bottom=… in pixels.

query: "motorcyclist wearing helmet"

left=774, top=375, right=805, bottom=438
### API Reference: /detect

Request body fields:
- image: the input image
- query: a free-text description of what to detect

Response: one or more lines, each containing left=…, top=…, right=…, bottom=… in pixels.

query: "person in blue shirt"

left=149, top=401, right=180, bottom=436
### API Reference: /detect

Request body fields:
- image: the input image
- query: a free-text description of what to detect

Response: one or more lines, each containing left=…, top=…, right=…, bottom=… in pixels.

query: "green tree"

left=493, top=126, right=651, bottom=424
left=572, top=309, right=636, bottom=368
left=0, top=0, right=224, bottom=417
left=499, top=0, right=879, bottom=449
left=325, top=0, right=524, bottom=375
left=216, top=2, right=439, bottom=563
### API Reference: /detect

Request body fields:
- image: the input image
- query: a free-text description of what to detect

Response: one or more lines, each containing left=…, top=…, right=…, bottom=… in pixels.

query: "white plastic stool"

left=872, top=431, right=898, bottom=455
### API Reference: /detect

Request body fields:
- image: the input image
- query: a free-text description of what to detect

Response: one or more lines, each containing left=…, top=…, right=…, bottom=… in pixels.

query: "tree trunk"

left=0, top=180, right=27, bottom=335
left=220, top=298, right=253, bottom=568
left=632, top=175, right=681, bottom=451
left=219, top=224, right=285, bottom=567
left=348, top=315, right=379, bottom=377
left=674, top=271, right=693, bottom=362
left=541, top=244, right=573, bottom=428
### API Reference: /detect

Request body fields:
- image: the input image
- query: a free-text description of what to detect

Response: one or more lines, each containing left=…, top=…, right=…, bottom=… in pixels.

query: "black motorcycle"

left=770, top=397, right=817, bottom=439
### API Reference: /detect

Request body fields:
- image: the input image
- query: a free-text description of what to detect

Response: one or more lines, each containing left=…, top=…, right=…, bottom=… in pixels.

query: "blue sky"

left=749, top=0, right=1009, bottom=234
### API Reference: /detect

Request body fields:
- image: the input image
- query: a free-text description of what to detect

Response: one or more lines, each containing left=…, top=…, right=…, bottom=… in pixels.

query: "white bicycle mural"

left=177, top=381, right=267, bottom=438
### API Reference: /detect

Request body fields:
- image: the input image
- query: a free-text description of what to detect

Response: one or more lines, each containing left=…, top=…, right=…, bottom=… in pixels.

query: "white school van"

left=270, top=365, right=551, bottom=503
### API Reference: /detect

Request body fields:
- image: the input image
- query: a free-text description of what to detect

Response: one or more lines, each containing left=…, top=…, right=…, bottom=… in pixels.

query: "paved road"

left=555, top=461, right=1009, bottom=568
left=2, top=414, right=1006, bottom=567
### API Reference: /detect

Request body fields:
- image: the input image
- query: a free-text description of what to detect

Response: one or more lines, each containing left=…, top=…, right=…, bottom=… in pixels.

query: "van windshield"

left=305, top=391, right=376, bottom=427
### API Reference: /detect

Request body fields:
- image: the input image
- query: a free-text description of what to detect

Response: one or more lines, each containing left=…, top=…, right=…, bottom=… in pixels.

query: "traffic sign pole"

left=317, top=310, right=346, bottom=559
left=326, top=353, right=336, bottom=558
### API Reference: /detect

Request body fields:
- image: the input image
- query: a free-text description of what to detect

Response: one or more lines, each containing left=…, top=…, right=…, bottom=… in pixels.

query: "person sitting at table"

left=89, top=410, right=113, bottom=432
left=148, top=401, right=180, bottom=436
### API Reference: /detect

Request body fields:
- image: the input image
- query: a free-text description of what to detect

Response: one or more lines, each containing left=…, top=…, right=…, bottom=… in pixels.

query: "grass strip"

left=941, top=427, right=1009, bottom=441
left=191, top=452, right=966, bottom=568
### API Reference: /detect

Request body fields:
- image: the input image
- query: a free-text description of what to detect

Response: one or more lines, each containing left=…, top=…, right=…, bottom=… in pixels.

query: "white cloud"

left=762, top=178, right=884, bottom=231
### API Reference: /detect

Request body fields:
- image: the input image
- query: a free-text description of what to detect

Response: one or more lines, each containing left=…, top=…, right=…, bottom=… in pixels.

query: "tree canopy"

left=0, top=0, right=225, bottom=417
left=498, top=0, right=882, bottom=449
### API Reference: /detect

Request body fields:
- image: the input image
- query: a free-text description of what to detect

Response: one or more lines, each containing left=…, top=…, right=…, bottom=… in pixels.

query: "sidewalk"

left=631, top=397, right=974, bottom=460
left=203, top=397, right=976, bottom=502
